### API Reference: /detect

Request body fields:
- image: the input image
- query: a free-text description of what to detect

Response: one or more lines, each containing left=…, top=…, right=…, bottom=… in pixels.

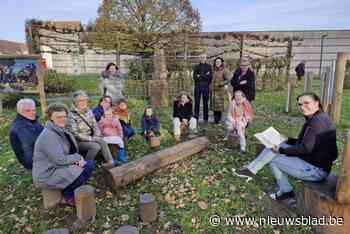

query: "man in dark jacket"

left=236, top=92, right=337, bottom=201
left=9, top=99, right=43, bottom=169
left=295, top=61, right=306, bottom=81
left=193, top=53, right=212, bottom=123
left=230, top=57, right=255, bottom=102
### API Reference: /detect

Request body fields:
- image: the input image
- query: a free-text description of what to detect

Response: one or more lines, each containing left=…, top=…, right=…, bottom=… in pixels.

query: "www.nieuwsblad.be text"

left=209, top=215, right=344, bottom=227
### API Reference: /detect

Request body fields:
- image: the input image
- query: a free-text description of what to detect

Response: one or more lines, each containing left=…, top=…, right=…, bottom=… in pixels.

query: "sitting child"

left=225, top=90, right=253, bottom=152
left=114, top=99, right=135, bottom=143
left=99, top=108, right=127, bottom=163
left=141, top=106, right=160, bottom=141
left=173, top=92, right=198, bottom=142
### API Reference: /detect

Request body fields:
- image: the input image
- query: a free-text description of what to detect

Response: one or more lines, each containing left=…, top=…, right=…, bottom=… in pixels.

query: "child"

left=99, top=108, right=128, bottom=163
left=141, top=107, right=160, bottom=141
left=114, top=99, right=135, bottom=143
left=225, top=90, right=253, bottom=152
left=173, top=92, right=198, bottom=142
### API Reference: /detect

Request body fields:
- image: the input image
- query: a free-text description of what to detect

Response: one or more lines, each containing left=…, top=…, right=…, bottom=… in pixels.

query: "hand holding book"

left=254, top=127, right=287, bottom=149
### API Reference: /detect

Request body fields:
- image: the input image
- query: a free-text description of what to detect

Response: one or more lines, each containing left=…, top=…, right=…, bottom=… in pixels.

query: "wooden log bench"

left=41, top=188, right=62, bottom=209
left=104, top=137, right=209, bottom=188
left=295, top=129, right=350, bottom=234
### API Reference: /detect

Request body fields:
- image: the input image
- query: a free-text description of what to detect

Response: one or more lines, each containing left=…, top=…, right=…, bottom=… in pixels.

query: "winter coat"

left=98, top=117, right=123, bottom=138
left=92, top=105, right=104, bottom=122
left=9, top=114, right=43, bottom=169
left=226, top=99, right=253, bottom=130
left=212, top=67, right=230, bottom=112
left=100, top=71, right=125, bottom=104
left=32, top=121, right=83, bottom=189
left=173, top=95, right=193, bottom=121
left=141, top=115, right=160, bottom=134
left=279, top=111, right=338, bottom=173
left=231, top=68, right=256, bottom=102
left=193, top=62, right=213, bottom=88
left=295, top=63, right=305, bottom=77
left=67, top=105, right=101, bottom=142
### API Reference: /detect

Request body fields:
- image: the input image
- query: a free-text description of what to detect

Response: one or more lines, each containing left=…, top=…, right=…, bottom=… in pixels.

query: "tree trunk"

left=336, top=129, right=350, bottom=203
left=104, top=137, right=209, bottom=188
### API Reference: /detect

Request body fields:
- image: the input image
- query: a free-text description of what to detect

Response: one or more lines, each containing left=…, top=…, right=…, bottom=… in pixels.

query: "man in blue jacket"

left=9, top=99, right=43, bottom=169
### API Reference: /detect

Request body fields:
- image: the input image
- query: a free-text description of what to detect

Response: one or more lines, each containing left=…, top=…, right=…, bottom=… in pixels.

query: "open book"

left=254, top=127, right=287, bottom=148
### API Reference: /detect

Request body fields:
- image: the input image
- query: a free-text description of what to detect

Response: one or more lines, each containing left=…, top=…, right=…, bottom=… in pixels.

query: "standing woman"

left=33, top=103, right=94, bottom=206
left=230, top=57, right=255, bottom=102
left=100, top=63, right=125, bottom=104
left=211, top=57, right=231, bottom=124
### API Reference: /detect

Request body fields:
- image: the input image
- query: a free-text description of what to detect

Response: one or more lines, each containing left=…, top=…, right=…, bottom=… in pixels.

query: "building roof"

left=0, top=40, right=28, bottom=55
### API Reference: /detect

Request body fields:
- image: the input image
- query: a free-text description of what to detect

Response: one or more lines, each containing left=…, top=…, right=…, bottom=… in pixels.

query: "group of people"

left=9, top=56, right=338, bottom=206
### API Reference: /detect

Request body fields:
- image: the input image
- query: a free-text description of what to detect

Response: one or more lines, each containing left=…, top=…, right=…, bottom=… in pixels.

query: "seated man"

left=236, top=92, right=338, bottom=200
left=9, top=99, right=43, bottom=169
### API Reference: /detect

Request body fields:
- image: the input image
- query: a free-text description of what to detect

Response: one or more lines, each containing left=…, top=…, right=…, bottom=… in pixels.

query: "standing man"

left=231, top=57, right=255, bottom=102
left=9, top=99, right=43, bottom=169
left=295, top=60, right=306, bottom=81
left=193, top=53, right=212, bottom=124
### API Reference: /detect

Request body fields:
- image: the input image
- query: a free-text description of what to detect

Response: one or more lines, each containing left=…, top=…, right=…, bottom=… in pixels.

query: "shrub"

left=43, top=69, right=75, bottom=93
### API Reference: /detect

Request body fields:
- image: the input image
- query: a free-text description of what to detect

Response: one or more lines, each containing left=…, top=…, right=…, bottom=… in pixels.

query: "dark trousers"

left=214, top=111, right=222, bottom=124
left=63, top=160, right=94, bottom=199
left=194, top=86, right=210, bottom=121
left=122, top=123, right=135, bottom=139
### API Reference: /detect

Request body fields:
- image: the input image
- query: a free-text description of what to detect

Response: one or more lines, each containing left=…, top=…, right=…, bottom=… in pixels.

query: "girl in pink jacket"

left=225, top=90, right=253, bottom=152
left=98, top=108, right=127, bottom=163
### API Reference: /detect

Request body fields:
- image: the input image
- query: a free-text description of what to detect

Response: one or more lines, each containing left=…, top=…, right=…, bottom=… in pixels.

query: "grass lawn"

left=0, top=82, right=349, bottom=233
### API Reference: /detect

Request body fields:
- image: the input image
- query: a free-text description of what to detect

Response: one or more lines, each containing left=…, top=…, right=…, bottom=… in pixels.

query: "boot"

left=117, top=148, right=128, bottom=163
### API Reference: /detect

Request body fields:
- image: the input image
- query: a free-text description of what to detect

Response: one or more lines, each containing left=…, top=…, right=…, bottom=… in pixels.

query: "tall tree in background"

left=90, top=0, right=201, bottom=52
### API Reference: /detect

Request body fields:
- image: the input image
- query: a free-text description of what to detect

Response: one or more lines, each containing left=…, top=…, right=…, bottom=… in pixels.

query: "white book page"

left=254, top=127, right=287, bottom=148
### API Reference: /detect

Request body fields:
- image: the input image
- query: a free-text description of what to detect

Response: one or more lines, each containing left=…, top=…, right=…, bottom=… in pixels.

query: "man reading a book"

left=235, top=92, right=338, bottom=200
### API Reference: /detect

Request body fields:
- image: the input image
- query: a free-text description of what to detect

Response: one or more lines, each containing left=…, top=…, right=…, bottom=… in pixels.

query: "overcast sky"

left=1, top=0, right=350, bottom=42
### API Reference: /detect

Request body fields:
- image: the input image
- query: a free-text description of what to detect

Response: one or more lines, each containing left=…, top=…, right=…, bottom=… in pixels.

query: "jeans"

left=173, top=117, right=197, bottom=136
left=194, top=86, right=210, bottom=121
left=63, top=160, right=94, bottom=199
left=122, top=124, right=135, bottom=139
left=246, top=144, right=328, bottom=193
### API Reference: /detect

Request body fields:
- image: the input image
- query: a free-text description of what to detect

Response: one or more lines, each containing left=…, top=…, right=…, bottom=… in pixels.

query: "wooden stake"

left=336, top=129, right=350, bottom=204
left=139, top=193, right=157, bottom=223
left=41, top=188, right=62, bottom=209
left=330, top=52, right=348, bottom=124
left=36, top=57, right=47, bottom=115
left=303, top=72, right=313, bottom=92
left=321, top=67, right=330, bottom=113
left=285, top=76, right=296, bottom=113
left=74, top=185, right=96, bottom=222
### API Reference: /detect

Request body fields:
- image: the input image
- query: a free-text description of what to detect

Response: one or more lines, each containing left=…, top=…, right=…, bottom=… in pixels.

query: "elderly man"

left=9, top=99, right=43, bottom=169
left=193, top=53, right=212, bottom=123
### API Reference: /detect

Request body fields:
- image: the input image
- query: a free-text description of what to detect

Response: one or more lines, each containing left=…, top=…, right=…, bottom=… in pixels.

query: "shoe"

left=117, top=148, right=128, bottom=163
left=269, top=190, right=295, bottom=201
left=235, top=167, right=254, bottom=178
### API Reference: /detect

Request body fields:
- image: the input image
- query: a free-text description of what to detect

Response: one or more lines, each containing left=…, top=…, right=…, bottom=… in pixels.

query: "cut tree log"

left=104, top=137, right=209, bottom=188
left=43, top=228, right=69, bottom=234
left=296, top=173, right=348, bottom=234
left=139, top=193, right=157, bottom=223
left=41, top=188, right=62, bottom=209
left=336, top=129, right=350, bottom=203
left=74, top=185, right=96, bottom=222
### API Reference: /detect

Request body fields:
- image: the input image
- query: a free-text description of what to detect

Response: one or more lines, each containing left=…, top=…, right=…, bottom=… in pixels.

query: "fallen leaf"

left=105, top=191, right=113, bottom=198
left=197, top=201, right=208, bottom=210
left=24, top=225, right=33, bottom=233
left=121, top=214, right=129, bottom=222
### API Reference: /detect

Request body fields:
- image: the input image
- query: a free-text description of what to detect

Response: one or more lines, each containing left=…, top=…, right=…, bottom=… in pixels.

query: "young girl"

left=98, top=108, right=127, bottom=163
left=225, top=90, right=253, bottom=152
left=114, top=99, right=135, bottom=143
left=141, top=107, right=160, bottom=141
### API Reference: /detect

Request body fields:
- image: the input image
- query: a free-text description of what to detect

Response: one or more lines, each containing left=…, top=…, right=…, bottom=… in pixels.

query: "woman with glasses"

left=230, top=57, right=255, bottom=102
left=235, top=92, right=338, bottom=201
